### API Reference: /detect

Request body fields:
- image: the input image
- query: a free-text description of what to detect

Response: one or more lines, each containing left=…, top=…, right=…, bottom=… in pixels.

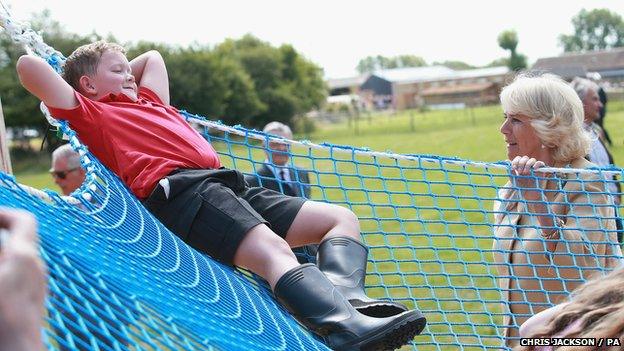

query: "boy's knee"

left=332, top=205, right=359, bottom=229
left=272, top=236, right=296, bottom=255
left=252, top=230, right=295, bottom=258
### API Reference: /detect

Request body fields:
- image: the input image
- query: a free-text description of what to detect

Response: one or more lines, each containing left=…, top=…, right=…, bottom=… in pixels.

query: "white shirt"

left=585, top=123, right=618, bottom=196
left=264, top=160, right=292, bottom=182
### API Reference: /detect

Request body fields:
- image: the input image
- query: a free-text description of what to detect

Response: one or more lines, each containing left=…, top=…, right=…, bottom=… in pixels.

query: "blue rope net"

left=2, top=14, right=624, bottom=351
left=5, top=125, right=327, bottom=350
left=9, top=114, right=620, bottom=350
left=203, top=121, right=623, bottom=349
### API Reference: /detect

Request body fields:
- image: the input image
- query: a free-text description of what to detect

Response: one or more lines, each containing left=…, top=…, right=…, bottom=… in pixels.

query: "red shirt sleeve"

left=137, top=87, right=179, bottom=114
left=138, top=87, right=163, bottom=105
left=45, top=91, right=100, bottom=124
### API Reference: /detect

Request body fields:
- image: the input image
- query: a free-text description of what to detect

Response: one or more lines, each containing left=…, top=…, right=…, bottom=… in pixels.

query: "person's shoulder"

left=46, top=90, right=100, bottom=121
left=591, top=122, right=605, bottom=134
left=296, top=166, right=310, bottom=178
left=565, top=158, right=604, bottom=183
left=257, top=163, right=273, bottom=175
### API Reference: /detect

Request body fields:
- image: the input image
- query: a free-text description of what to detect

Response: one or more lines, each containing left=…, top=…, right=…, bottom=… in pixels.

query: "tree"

left=432, top=60, right=475, bottom=70
left=0, top=10, right=99, bottom=150
left=214, top=34, right=326, bottom=128
left=356, top=54, right=426, bottom=73
left=559, top=8, right=624, bottom=52
left=356, top=56, right=377, bottom=74
left=484, top=57, right=509, bottom=67
left=391, top=55, right=427, bottom=69
left=497, top=30, right=527, bottom=71
left=154, top=46, right=265, bottom=128
left=0, top=13, right=322, bottom=134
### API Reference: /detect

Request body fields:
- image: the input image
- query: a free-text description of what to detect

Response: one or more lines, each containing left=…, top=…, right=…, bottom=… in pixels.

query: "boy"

left=17, top=41, right=425, bottom=350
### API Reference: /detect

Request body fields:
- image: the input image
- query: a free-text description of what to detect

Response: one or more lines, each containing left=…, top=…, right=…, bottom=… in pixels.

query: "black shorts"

left=142, top=168, right=306, bottom=265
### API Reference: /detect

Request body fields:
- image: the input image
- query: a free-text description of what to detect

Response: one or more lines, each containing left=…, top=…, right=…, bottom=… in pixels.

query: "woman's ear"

left=78, top=75, right=97, bottom=96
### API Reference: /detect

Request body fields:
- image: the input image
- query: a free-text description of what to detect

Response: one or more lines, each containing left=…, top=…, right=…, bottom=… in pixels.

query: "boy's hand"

left=16, top=55, right=78, bottom=110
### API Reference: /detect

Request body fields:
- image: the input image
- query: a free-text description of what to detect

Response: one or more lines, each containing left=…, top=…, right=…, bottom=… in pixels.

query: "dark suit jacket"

left=245, top=163, right=311, bottom=198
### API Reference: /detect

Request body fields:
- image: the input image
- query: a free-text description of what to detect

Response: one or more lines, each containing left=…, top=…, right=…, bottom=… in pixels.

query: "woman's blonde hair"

left=517, top=267, right=624, bottom=350
left=500, top=73, right=591, bottom=164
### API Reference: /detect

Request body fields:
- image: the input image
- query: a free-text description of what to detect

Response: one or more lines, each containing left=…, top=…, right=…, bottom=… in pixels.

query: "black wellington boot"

left=317, top=236, right=409, bottom=318
left=274, top=264, right=426, bottom=351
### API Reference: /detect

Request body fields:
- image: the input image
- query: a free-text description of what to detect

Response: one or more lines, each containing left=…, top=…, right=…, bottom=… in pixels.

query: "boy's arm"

left=130, top=50, right=170, bottom=105
left=16, top=55, right=78, bottom=110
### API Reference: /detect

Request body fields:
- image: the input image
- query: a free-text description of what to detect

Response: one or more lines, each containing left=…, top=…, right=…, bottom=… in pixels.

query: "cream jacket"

left=492, top=158, right=622, bottom=346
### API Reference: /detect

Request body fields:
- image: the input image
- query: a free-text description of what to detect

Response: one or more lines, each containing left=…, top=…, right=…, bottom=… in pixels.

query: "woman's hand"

left=510, top=156, right=548, bottom=201
left=510, top=157, right=561, bottom=252
left=0, top=209, right=46, bottom=351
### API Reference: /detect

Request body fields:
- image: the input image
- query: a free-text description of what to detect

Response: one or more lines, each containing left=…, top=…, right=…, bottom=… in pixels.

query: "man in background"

left=587, top=72, right=612, bottom=145
left=571, top=77, right=622, bottom=242
left=245, top=121, right=315, bottom=263
left=245, top=121, right=311, bottom=198
left=50, top=144, right=85, bottom=195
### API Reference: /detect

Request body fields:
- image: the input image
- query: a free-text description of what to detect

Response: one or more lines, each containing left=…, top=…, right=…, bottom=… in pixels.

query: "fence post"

left=0, top=96, right=12, bottom=174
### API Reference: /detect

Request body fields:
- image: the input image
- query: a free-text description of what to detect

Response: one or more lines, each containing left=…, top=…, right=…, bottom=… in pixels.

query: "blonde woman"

left=493, top=73, right=622, bottom=346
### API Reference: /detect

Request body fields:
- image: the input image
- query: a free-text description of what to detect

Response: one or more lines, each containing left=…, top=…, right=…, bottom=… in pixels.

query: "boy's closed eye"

left=110, top=64, right=130, bottom=73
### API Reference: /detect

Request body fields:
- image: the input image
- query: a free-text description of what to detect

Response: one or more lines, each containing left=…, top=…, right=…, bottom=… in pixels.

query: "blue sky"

left=8, top=0, right=624, bottom=78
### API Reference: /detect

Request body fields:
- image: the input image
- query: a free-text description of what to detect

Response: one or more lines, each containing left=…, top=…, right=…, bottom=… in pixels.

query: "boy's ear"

left=78, top=75, right=97, bottom=96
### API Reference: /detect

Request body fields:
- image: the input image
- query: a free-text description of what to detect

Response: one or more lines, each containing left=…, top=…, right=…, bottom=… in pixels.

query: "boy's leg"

left=228, top=211, right=427, bottom=351
left=232, top=223, right=300, bottom=289
left=283, top=201, right=360, bottom=247
left=264, top=201, right=426, bottom=349
left=285, top=201, right=411, bottom=317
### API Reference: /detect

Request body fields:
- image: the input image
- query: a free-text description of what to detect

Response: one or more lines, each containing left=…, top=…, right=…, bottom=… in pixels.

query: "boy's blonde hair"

left=62, top=41, right=125, bottom=91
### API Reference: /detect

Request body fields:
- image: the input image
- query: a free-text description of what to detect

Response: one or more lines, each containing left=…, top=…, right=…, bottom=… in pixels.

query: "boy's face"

left=84, top=50, right=137, bottom=101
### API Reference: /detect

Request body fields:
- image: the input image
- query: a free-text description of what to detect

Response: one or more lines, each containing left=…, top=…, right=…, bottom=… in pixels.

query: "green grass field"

left=13, top=101, right=624, bottom=350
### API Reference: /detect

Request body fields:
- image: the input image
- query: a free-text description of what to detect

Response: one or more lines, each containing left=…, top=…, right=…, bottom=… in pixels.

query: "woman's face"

left=500, top=113, right=543, bottom=160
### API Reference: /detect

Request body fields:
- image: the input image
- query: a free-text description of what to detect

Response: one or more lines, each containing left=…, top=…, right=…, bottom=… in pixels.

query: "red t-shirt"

left=46, top=88, right=221, bottom=199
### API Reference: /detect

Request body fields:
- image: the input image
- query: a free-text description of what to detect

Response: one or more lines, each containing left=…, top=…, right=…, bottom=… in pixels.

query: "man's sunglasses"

left=49, top=167, right=79, bottom=180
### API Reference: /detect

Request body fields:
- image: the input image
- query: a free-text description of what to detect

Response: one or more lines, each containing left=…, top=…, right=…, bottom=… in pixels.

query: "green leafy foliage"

left=497, top=29, right=527, bottom=71
left=432, top=60, right=476, bottom=70
left=559, top=8, right=624, bottom=52
left=214, top=35, right=326, bottom=128
left=1, top=13, right=325, bottom=134
left=485, top=57, right=509, bottom=68
left=356, top=54, right=427, bottom=73
left=497, top=30, right=518, bottom=52
left=0, top=10, right=96, bottom=131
